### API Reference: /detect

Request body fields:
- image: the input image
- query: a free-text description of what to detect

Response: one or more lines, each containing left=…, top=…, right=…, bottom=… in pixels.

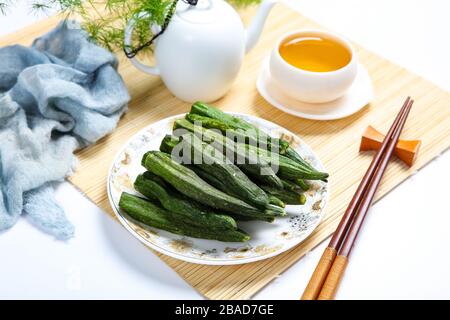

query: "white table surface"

left=1, top=0, right=449, bottom=300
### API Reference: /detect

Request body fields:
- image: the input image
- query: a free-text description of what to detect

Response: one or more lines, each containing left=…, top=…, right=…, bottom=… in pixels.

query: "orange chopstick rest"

left=360, top=125, right=421, bottom=167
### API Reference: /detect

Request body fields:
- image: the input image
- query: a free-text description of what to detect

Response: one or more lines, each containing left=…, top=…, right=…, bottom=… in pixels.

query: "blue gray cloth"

left=0, top=21, right=130, bottom=239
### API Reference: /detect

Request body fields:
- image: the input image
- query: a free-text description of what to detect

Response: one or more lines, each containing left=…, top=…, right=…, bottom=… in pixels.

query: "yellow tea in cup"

left=279, top=35, right=352, bottom=72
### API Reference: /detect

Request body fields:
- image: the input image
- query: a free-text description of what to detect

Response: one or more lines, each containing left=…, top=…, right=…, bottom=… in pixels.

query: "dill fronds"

left=1, top=0, right=262, bottom=54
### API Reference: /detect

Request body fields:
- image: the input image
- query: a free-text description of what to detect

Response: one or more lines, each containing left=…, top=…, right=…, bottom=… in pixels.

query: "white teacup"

left=270, top=30, right=358, bottom=104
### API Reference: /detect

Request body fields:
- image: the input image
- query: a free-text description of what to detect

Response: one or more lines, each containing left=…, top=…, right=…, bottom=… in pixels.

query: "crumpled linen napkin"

left=0, top=21, right=130, bottom=239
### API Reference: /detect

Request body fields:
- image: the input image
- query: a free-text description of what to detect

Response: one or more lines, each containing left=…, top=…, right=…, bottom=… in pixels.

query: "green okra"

left=179, top=133, right=271, bottom=209
left=245, top=144, right=329, bottom=181
left=142, top=151, right=282, bottom=220
left=119, top=192, right=250, bottom=242
left=173, top=118, right=283, bottom=189
left=186, top=165, right=283, bottom=219
left=134, top=172, right=237, bottom=231
left=191, top=102, right=325, bottom=176
left=260, top=185, right=307, bottom=205
left=185, top=113, right=288, bottom=154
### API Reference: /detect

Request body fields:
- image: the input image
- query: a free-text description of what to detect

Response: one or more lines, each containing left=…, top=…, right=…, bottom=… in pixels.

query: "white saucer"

left=256, top=58, right=374, bottom=120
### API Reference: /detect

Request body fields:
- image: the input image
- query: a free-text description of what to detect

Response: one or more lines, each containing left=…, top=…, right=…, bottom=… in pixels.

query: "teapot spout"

left=245, top=0, right=278, bottom=53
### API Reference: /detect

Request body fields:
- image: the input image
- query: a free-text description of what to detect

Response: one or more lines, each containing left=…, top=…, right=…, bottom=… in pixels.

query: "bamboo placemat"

left=2, top=4, right=450, bottom=300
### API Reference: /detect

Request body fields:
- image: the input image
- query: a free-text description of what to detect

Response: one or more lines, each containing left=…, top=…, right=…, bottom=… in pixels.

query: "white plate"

left=257, top=58, right=374, bottom=120
left=107, top=113, right=329, bottom=265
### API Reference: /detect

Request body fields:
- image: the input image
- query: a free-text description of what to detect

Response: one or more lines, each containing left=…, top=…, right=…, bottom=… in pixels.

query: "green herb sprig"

left=1, top=0, right=262, bottom=53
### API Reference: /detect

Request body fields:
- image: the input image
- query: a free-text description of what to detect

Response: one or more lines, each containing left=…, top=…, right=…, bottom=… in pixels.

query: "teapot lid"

left=176, top=0, right=227, bottom=24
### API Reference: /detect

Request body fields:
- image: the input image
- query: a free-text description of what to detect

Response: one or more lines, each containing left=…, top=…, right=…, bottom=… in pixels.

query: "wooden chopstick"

left=317, top=98, right=414, bottom=300
left=301, top=97, right=413, bottom=300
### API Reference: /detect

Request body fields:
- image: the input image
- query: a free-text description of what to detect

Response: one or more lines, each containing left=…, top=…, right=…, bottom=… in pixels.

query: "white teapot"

left=124, top=0, right=277, bottom=102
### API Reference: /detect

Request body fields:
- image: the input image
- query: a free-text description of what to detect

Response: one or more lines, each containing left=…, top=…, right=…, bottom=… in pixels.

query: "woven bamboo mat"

left=2, top=3, right=449, bottom=300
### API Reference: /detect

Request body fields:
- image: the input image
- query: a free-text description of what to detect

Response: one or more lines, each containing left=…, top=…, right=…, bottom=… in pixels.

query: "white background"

left=0, top=0, right=449, bottom=300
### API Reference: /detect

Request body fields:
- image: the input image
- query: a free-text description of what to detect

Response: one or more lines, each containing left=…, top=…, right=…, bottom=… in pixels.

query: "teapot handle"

left=124, top=16, right=161, bottom=76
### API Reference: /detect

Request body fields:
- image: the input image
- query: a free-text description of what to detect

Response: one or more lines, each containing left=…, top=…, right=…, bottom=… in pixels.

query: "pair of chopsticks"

left=301, top=97, right=414, bottom=300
